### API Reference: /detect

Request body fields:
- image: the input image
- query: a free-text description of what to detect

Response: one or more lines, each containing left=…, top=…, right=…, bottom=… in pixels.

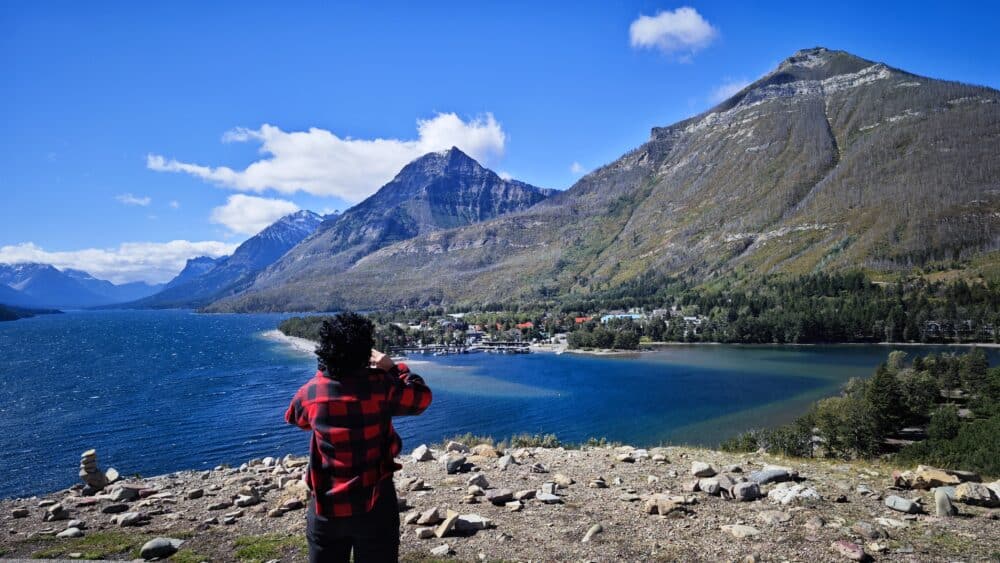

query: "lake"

left=0, top=309, right=995, bottom=499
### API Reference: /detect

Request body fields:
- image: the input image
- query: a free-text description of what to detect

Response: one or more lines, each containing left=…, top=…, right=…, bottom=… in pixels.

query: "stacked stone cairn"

left=79, top=449, right=119, bottom=493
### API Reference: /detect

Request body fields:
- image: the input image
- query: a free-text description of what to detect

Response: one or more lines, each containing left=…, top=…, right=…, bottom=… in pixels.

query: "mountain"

left=63, top=269, right=164, bottom=303
left=209, top=48, right=1000, bottom=312
left=160, top=256, right=224, bottom=291
left=129, top=210, right=323, bottom=308
left=0, top=263, right=115, bottom=308
left=209, top=147, right=554, bottom=311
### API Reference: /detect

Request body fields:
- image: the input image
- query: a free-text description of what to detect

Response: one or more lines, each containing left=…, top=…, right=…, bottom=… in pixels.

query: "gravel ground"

left=2, top=444, right=998, bottom=562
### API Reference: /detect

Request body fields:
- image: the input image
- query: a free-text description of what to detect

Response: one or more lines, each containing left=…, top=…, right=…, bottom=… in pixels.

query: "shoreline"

left=260, top=329, right=317, bottom=355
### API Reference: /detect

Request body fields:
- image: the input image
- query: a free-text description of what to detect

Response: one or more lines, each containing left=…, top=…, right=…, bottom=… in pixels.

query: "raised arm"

left=385, top=362, right=432, bottom=416
left=284, top=381, right=313, bottom=430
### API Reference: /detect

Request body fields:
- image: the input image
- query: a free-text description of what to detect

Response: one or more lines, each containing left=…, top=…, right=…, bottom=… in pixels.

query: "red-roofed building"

left=516, top=321, right=534, bottom=330
left=574, top=316, right=593, bottom=324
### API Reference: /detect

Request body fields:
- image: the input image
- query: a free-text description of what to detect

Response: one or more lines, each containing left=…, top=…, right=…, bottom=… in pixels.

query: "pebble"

left=582, top=523, right=603, bottom=543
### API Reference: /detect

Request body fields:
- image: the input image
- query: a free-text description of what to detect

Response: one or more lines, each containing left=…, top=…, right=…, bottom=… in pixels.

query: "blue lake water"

left=1, top=309, right=996, bottom=499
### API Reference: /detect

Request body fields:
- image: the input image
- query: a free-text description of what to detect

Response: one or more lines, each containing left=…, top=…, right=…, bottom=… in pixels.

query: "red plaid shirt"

left=285, top=362, right=432, bottom=517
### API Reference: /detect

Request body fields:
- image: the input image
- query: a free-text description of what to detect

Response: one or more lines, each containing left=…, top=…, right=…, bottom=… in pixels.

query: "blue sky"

left=2, top=1, right=999, bottom=282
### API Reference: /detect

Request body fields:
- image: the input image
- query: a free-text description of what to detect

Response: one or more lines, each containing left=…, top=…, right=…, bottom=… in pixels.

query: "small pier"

left=389, top=341, right=530, bottom=356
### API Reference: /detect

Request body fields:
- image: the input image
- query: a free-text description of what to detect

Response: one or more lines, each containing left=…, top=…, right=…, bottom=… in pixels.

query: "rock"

left=884, top=495, right=922, bottom=514
left=445, top=455, right=467, bottom=475
left=541, top=482, right=559, bottom=495
left=851, top=521, right=882, bottom=540
left=455, top=514, right=492, bottom=532
left=400, top=477, right=425, bottom=491
left=429, top=544, right=451, bottom=557
left=644, top=494, right=689, bottom=517
left=588, top=477, right=607, bottom=489
left=412, top=444, right=434, bottom=462
left=757, top=510, right=791, bottom=525
left=434, top=510, right=460, bottom=538
left=681, top=479, right=699, bottom=493
left=724, top=464, right=743, bottom=473
left=831, top=540, right=869, bottom=561
left=805, top=516, right=826, bottom=531
left=66, top=519, right=86, bottom=529
left=732, top=482, right=761, bottom=502
left=186, top=488, right=204, bottom=500
left=467, top=474, right=489, bottom=489
left=139, top=537, right=184, bottom=560
left=12, top=508, right=29, bottom=518
left=471, top=444, right=499, bottom=458
left=955, top=482, right=999, bottom=507
left=536, top=492, right=562, bottom=504
left=698, top=478, right=721, bottom=495
left=505, top=501, right=522, bottom=512
left=496, top=455, right=515, bottom=471
left=900, top=466, right=962, bottom=489
left=553, top=473, right=574, bottom=487
left=208, top=501, right=233, bottom=511
left=57, top=527, right=84, bottom=538
left=768, top=483, right=820, bottom=505
left=403, top=511, right=420, bottom=525
left=691, top=462, right=716, bottom=477
left=445, top=441, right=470, bottom=454
left=417, top=508, right=444, bottom=526
left=415, top=527, right=435, bottom=539
left=235, top=494, right=260, bottom=507
left=43, top=503, right=69, bottom=521
left=529, top=462, right=549, bottom=473
left=748, top=465, right=795, bottom=485
left=582, top=523, right=603, bottom=543
left=467, top=485, right=484, bottom=497
left=116, top=512, right=145, bottom=527
left=105, top=468, right=120, bottom=484
left=652, top=454, right=668, bottom=463
left=935, top=488, right=958, bottom=516
left=721, top=524, right=760, bottom=539
left=875, top=517, right=907, bottom=529
left=616, top=453, right=635, bottom=463
left=485, top=489, right=514, bottom=505
left=513, top=490, right=535, bottom=501
left=267, top=508, right=286, bottom=517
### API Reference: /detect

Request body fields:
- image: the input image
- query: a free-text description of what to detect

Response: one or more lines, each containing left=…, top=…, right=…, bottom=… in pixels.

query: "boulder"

left=691, top=462, right=716, bottom=477
left=851, top=521, right=883, bottom=540
left=467, top=474, right=489, bottom=489
left=768, top=483, right=819, bottom=505
left=954, top=482, right=999, bottom=507
left=884, top=495, right=921, bottom=514
left=417, top=508, right=444, bottom=526
left=513, top=490, right=535, bottom=501
left=748, top=465, right=795, bottom=485
left=101, top=503, right=130, bottom=514
left=732, top=482, right=761, bottom=502
left=445, top=441, right=470, bottom=454
left=415, top=527, right=435, bottom=539
left=445, top=455, right=467, bottom=475
left=934, top=488, right=958, bottom=517
left=434, top=510, right=460, bottom=538
left=471, top=444, right=499, bottom=458
left=496, top=455, right=515, bottom=471
left=139, top=537, right=184, bottom=560
left=455, top=514, right=492, bottom=532
left=411, top=444, right=434, bottom=462
left=536, top=492, right=563, bottom=504
left=43, top=503, right=69, bottom=521
left=485, top=489, right=513, bottom=505
left=541, top=482, right=559, bottom=495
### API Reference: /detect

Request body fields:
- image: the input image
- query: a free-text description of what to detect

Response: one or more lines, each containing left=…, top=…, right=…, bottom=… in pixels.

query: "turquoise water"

left=0, top=309, right=995, bottom=499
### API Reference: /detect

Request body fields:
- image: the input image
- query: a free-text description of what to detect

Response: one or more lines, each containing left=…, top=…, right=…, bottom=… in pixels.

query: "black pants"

left=306, top=480, right=400, bottom=563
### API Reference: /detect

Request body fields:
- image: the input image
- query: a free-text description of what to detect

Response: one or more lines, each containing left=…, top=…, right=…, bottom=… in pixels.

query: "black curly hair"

left=315, top=312, right=374, bottom=377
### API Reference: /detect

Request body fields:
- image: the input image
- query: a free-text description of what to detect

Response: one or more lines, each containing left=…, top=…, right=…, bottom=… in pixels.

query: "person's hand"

left=370, top=349, right=395, bottom=372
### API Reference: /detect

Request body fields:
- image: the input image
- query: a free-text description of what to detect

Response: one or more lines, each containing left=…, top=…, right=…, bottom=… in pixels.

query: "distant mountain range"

left=7, top=47, right=998, bottom=314
left=204, top=47, right=1000, bottom=312
left=124, top=210, right=324, bottom=308
left=0, top=263, right=163, bottom=308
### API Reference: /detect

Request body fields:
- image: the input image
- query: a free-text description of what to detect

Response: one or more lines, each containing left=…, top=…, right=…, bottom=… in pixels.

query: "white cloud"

left=0, top=241, right=238, bottom=284
left=210, top=194, right=300, bottom=236
left=497, top=171, right=513, bottom=180
left=169, top=200, right=180, bottom=209
left=710, top=78, right=751, bottom=103
left=570, top=161, right=585, bottom=174
left=116, top=193, right=152, bottom=206
left=147, top=112, right=508, bottom=203
left=629, top=7, right=718, bottom=58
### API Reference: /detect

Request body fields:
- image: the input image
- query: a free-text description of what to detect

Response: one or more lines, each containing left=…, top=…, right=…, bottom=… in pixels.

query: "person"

left=285, top=312, right=432, bottom=563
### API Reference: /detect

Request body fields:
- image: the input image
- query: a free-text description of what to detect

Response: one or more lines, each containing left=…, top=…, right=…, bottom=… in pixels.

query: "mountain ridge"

left=205, top=47, right=1000, bottom=312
